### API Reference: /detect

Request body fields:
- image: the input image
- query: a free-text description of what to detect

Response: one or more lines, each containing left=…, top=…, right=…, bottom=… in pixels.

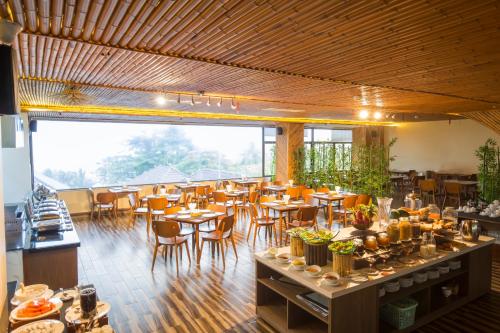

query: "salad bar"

left=255, top=223, right=494, bottom=333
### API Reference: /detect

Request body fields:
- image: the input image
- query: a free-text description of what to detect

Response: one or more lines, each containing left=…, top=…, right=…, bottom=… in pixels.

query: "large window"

left=304, top=128, right=352, bottom=171
left=263, top=127, right=276, bottom=177
left=32, top=120, right=266, bottom=189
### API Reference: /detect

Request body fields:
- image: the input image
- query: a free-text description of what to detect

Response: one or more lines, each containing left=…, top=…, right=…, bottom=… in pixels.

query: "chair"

left=127, top=193, right=148, bottom=227
left=442, top=182, right=462, bottom=210
left=237, top=191, right=259, bottom=221
left=248, top=203, right=277, bottom=246
left=273, top=180, right=283, bottom=186
left=419, top=179, right=439, bottom=205
left=258, top=181, right=272, bottom=195
left=285, top=187, right=300, bottom=200
left=198, top=215, right=238, bottom=269
left=286, top=206, right=319, bottom=243
left=316, top=187, right=330, bottom=218
left=259, top=195, right=278, bottom=220
left=147, top=197, right=168, bottom=238
left=194, top=185, right=210, bottom=208
left=151, top=220, right=190, bottom=275
left=199, top=203, right=227, bottom=233
left=333, top=195, right=358, bottom=227
left=301, top=189, right=316, bottom=205
left=213, top=191, right=233, bottom=214
left=95, top=192, right=117, bottom=222
left=355, top=194, right=371, bottom=206
left=165, top=206, right=195, bottom=251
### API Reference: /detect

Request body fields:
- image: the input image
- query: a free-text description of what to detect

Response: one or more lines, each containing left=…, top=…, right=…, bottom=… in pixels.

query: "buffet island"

left=255, top=223, right=494, bottom=333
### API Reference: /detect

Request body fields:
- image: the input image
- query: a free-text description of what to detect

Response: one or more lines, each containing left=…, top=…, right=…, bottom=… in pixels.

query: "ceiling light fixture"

left=359, top=110, right=369, bottom=119
left=156, top=96, right=166, bottom=105
left=206, top=96, right=211, bottom=106
left=231, top=98, right=237, bottom=110
left=177, top=94, right=181, bottom=104
left=217, top=97, right=222, bottom=107
left=374, top=111, right=382, bottom=120
left=190, top=95, right=195, bottom=106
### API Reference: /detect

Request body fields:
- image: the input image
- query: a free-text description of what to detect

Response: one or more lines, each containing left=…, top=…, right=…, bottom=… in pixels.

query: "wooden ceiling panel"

left=1, top=0, right=498, bottom=127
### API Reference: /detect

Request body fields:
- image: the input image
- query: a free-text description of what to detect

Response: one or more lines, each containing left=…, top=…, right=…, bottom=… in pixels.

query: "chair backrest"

left=286, top=187, right=299, bottom=198
left=343, top=195, right=358, bottom=209
left=249, top=203, right=260, bottom=220
left=213, top=191, right=227, bottom=203
left=196, top=186, right=209, bottom=195
left=419, top=179, right=437, bottom=192
left=273, top=180, right=283, bottom=186
left=165, top=206, right=182, bottom=216
left=317, top=187, right=329, bottom=193
left=248, top=191, right=259, bottom=203
left=148, top=197, right=168, bottom=210
left=444, top=182, right=461, bottom=195
left=207, top=203, right=227, bottom=215
left=260, top=181, right=271, bottom=190
left=168, top=188, right=181, bottom=194
left=301, top=189, right=315, bottom=205
left=128, top=193, right=139, bottom=209
left=355, top=194, right=371, bottom=206
left=88, top=188, right=96, bottom=205
left=297, top=206, right=318, bottom=222
left=217, top=215, right=235, bottom=235
left=153, top=220, right=180, bottom=239
left=96, top=192, right=116, bottom=204
left=260, top=195, right=276, bottom=204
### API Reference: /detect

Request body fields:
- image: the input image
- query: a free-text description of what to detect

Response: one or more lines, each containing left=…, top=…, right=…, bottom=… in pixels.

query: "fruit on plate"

left=292, top=259, right=305, bottom=266
left=17, top=298, right=55, bottom=318
left=349, top=204, right=377, bottom=230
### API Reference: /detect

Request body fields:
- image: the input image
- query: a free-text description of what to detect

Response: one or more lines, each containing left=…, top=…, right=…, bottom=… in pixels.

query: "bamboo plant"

left=475, top=138, right=500, bottom=203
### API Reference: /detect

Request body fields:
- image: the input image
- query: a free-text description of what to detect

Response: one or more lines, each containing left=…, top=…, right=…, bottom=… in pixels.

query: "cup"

left=283, top=195, right=290, bottom=204
left=159, top=188, right=166, bottom=195
left=226, top=185, right=232, bottom=192
left=80, top=287, right=97, bottom=319
left=288, top=179, right=294, bottom=186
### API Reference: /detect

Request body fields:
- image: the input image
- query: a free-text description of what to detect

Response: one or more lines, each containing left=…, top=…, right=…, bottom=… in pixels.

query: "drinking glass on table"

left=188, top=202, right=196, bottom=211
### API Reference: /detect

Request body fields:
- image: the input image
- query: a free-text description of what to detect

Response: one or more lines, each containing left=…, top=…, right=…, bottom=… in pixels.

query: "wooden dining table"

left=264, top=185, right=288, bottom=198
left=164, top=209, right=224, bottom=262
left=175, top=183, right=209, bottom=204
left=144, top=193, right=181, bottom=205
left=224, top=190, right=248, bottom=220
left=232, top=179, right=259, bottom=189
left=260, top=200, right=311, bottom=246
left=310, top=193, right=346, bottom=227
left=443, top=179, right=479, bottom=200
left=108, top=186, right=141, bottom=211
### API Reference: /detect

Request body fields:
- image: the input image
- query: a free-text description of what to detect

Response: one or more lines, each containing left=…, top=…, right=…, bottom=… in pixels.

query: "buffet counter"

left=255, top=225, right=494, bottom=333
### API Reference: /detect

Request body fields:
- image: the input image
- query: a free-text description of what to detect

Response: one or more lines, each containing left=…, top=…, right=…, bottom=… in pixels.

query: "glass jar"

left=428, top=204, right=441, bottom=222
left=387, top=219, right=400, bottom=243
left=419, top=232, right=437, bottom=258
left=377, top=232, right=390, bottom=247
left=410, top=215, right=421, bottom=239
left=399, top=217, right=412, bottom=241
left=364, top=235, right=378, bottom=251
left=442, top=206, right=458, bottom=229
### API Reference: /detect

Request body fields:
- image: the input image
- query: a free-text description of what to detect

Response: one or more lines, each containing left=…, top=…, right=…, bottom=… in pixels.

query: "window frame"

left=262, top=126, right=276, bottom=178
left=304, top=128, right=353, bottom=172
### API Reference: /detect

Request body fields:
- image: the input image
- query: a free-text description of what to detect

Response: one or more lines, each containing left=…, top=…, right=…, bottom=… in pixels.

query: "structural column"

left=275, top=122, right=304, bottom=182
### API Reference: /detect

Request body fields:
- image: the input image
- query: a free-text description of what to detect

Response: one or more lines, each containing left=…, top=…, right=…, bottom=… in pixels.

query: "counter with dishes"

left=254, top=223, right=494, bottom=333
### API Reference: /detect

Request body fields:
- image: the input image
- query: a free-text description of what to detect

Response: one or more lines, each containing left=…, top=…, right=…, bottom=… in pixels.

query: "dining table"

left=310, top=193, right=346, bottom=227
left=224, top=190, right=249, bottom=220
left=175, top=183, right=209, bottom=204
left=108, top=186, right=141, bottom=211
left=164, top=209, right=224, bottom=262
left=443, top=179, right=479, bottom=199
left=260, top=200, right=311, bottom=246
left=144, top=193, right=181, bottom=205
left=232, top=179, right=259, bottom=189
left=264, top=185, right=288, bottom=198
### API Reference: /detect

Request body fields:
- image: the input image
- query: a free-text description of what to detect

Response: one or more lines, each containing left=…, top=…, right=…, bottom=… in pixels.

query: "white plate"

left=11, top=319, right=65, bottom=333
left=290, top=201, right=304, bottom=204
left=202, top=213, right=217, bottom=218
left=11, top=298, right=63, bottom=322
left=53, top=289, right=78, bottom=302
left=11, top=287, right=53, bottom=306
left=65, top=301, right=111, bottom=324
left=164, top=214, right=177, bottom=219
left=286, top=204, right=298, bottom=208
left=177, top=215, right=190, bottom=219
left=265, top=202, right=278, bottom=206
left=199, top=209, right=211, bottom=213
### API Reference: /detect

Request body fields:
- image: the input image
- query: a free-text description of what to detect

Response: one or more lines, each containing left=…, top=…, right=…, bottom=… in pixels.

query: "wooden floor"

left=74, top=214, right=500, bottom=333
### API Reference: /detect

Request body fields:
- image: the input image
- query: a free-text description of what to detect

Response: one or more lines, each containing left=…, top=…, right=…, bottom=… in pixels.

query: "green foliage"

left=328, top=240, right=356, bottom=255
left=286, top=227, right=309, bottom=238
left=348, top=203, right=378, bottom=217
left=300, top=229, right=334, bottom=245
left=42, top=169, right=93, bottom=188
left=475, top=138, right=500, bottom=203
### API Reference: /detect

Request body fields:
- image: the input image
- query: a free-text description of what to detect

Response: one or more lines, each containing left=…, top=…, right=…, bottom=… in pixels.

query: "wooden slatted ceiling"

left=466, top=110, right=500, bottom=134
left=1, top=0, right=499, bottom=127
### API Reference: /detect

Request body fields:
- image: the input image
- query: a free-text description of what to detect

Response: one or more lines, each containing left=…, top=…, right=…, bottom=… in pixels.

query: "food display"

left=419, top=232, right=436, bottom=258
left=364, top=235, right=378, bottom=251
left=399, top=217, right=412, bottom=241
left=305, top=265, right=322, bottom=277
left=377, top=232, right=390, bottom=247
left=301, top=229, right=335, bottom=266
left=11, top=298, right=62, bottom=322
left=349, top=204, right=377, bottom=230
left=409, top=216, right=421, bottom=239
left=291, top=259, right=306, bottom=270
left=322, top=272, right=340, bottom=286
left=387, top=219, right=400, bottom=243
left=287, top=227, right=307, bottom=257
left=329, top=240, right=356, bottom=277
left=11, top=319, right=64, bottom=333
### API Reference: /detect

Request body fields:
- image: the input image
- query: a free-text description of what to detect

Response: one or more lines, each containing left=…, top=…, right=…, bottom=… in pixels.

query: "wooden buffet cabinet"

left=255, top=232, right=494, bottom=333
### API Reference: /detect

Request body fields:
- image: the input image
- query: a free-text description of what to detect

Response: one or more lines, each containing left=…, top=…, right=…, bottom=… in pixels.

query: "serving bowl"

left=276, top=253, right=291, bottom=264
left=304, top=265, right=322, bottom=277
left=384, top=281, right=400, bottom=293
left=322, top=272, right=341, bottom=286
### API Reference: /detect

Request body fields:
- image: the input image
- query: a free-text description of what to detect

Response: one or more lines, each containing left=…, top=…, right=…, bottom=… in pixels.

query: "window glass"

left=304, top=128, right=312, bottom=142
left=264, top=127, right=276, bottom=142
left=32, top=121, right=263, bottom=189
left=264, top=143, right=275, bottom=176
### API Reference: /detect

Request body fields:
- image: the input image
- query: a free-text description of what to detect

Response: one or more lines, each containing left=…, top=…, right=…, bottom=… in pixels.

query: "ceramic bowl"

left=427, top=269, right=440, bottom=280
left=399, top=276, right=414, bottom=288
left=413, top=271, right=428, bottom=284
left=441, top=286, right=452, bottom=298
left=304, top=265, right=322, bottom=277
left=448, top=260, right=461, bottom=270
left=322, top=272, right=341, bottom=286
left=438, top=264, right=450, bottom=275
left=384, top=281, right=400, bottom=293
left=276, top=253, right=291, bottom=264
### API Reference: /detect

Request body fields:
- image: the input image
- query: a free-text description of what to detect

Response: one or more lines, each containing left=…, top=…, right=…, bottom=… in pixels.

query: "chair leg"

left=175, top=245, right=179, bottom=276
left=98, top=207, right=102, bottom=222
left=253, top=224, right=259, bottom=247
left=220, top=240, right=226, bottom=270
left=151, top=245, right=158, bottom=271
left=197, top=240, right=205, bottom=264
left=185, top=242, right=191, bottom=265
left=246, top=221, right=253, bottom=242
left=231, top=236, right=238, bottom=260
left=273, top=224, right=278, bottom=246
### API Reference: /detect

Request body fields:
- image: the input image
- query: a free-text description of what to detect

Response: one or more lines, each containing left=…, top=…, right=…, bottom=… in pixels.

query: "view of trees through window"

left=32, top=121, right=270, bottom=189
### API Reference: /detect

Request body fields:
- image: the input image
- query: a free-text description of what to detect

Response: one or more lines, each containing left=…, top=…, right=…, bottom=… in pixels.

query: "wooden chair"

left=419, top=179, right=439, bottom=205
left=127, top=193, right=148, bottom=227
left=273, top=180, right=283, bottom=186
left=194, top=185, right=210, bottom=208
left=197, top=215, right=238, bottom=269
left=316, top=187, right=330, bottom=218
left=258, top=181, right=272, bottom=195
left=286, top=206, right=319, bottom=243
left=301, top=189, right=316, bottom=205
left=95, top=192, right=117, bottom=222
left=88, top=188, right=98, bottom=219
left=213, top=191, right=233, bottom=214
left=199, top=203, right=227, bottom=233
left=442, top=182, right=462, bottom=210
left=333, top=195, right=358, bottom=227
left=259, top=195, right=278, bottom=220
left=151, top=220, right=190, bottom=275
left=237, top=191, right=259, bottom=221
left=355, top=194, right=371, bottom=206
left=285, top=187, right=300, bottom=200
left=147, top=197, right=168, bottom=238
left=248, top=203, right=277, bottom=246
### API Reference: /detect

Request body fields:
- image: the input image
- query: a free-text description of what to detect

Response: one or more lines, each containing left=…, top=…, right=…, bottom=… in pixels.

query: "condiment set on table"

left=9, top=283, right=112, bottom=333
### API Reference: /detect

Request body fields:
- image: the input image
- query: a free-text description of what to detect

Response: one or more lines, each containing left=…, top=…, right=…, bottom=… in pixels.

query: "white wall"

left=385, top=119, right=500, bottom=174
left=2, top=113, right=31, bottom=204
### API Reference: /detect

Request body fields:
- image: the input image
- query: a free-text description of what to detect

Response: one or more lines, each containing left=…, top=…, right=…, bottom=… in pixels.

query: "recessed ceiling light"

left=359, top=110, right=369, bottom=119
left=374, top=111, right=382, bottom=120
left=156, top=96, right=166, bottom=105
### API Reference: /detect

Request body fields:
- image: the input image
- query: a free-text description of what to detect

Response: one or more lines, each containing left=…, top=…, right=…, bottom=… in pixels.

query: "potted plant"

left=287, top=227, right=308, bottom=257
left=349, top=203, right=378, bottom=231
left=475, top=138, right=500, bottom=203
left=300, top=229, right=335, bottom=266
left=329, top=240, right=357, bottom=277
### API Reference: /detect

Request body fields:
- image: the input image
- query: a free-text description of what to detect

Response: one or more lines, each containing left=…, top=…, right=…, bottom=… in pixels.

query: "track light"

left=374, top=111, right=382, bottom=120
left=217, top=97, right=222, bottom=107
left=177, top=94, right=181, bottom=104
left=206, top=96, right=211, bottom=106
left=190, top=95, right=195, bottom=106
left=359, top=110, right=369, bottom=119
left=231, top=98, right=237, bottom=110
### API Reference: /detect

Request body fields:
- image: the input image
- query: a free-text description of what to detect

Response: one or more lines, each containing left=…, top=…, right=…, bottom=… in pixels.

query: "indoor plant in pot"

left=329, top=240, right=357, bottom=277
left=349, top=203, right=378, bottom=231
left=287, top=227, right=308, bottom=257
left=300, top=229, right=334, bottom=266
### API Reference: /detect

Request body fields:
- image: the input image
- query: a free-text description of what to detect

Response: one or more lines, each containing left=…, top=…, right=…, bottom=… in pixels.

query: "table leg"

left=195, top=225, right=200, bottom=265
left=328, top=201, right=333, bottom=228
left=279, top=211, right=283, bottom=246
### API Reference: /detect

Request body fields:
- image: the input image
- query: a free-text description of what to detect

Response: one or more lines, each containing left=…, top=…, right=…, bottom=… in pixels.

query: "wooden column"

left=352, top=126, right=385, bottom=146
left=275, top=123, right=304, bottom=182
